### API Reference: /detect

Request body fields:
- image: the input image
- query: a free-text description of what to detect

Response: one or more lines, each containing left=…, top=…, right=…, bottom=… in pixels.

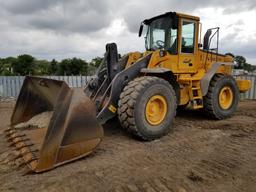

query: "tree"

left=49, top=59, right=58, bottom=75
left=0, top=57, right=17, bottom=75
left=57, top=58, right=88, bottom=75
left=87, top=56, right=103, bottom=75
left=12, top=54, right=35, bottom=75
left=234, top=55, right=246, bottom=69
left=234, top=55, right=256, bottom=72
left=0, top=59, right=3, bottom=74
left=243, top=63, right=256, bottom=72
left=0, top=63, right=14, bottom=75
left=34, top=60, right=50, bottom=75
left=91, top=57, right=103, bottom=68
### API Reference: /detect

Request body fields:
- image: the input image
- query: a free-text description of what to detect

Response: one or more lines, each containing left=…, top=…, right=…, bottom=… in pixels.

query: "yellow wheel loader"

left=5, top=12, right=251, bottom=173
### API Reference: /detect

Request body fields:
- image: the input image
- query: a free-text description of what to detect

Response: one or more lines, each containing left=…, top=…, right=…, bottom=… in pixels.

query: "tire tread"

left=118, top=76, right=177, bottom=140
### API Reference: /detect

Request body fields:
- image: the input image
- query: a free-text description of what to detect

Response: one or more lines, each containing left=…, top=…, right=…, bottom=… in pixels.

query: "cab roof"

left=143, top=11, right=200, bottom=25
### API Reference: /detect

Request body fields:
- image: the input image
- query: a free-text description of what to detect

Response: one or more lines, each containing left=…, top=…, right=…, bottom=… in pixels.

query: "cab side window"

left=181, top=20, right=195, bottom=53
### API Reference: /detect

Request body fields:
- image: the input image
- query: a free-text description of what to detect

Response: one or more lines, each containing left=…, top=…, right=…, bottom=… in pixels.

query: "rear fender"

left=201, top=62, right=234, bottom=96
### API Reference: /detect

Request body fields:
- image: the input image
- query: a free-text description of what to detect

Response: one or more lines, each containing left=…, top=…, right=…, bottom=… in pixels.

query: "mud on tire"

left=118, top=76, right=177, bottom=141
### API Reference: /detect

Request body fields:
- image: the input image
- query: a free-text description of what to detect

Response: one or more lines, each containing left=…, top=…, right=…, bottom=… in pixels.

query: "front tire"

left=118, top=76, right=177, bottom=141
left=203, top=74, right=239, bottom=119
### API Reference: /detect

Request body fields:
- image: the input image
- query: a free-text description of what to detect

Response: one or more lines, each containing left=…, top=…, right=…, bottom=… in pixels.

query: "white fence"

left=0, top=76, right=92, bottom=98
left=0, top=75, right=255, bottom=99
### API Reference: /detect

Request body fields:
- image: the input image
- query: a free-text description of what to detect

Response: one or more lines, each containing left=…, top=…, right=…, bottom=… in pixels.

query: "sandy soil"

left=0, top=100, right=256, bottom=192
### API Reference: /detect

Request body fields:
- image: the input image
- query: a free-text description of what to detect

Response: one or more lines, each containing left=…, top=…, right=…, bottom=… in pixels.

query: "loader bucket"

left=5, top=76, right=103, bottom=173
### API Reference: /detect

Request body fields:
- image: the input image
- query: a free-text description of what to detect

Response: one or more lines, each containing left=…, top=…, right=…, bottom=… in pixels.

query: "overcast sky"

left=0, top=0, right=255, bottom=64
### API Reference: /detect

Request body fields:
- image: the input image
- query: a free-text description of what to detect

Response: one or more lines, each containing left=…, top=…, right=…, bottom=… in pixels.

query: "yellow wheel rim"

left=145, top=95, right=168, bottom=126
left=218, top=86, right=233, bottom=110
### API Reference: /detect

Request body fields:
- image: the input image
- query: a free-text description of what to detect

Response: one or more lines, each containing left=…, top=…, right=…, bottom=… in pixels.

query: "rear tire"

left=118, top=76, right=177, bottom=141
left=203, top=74, right=239, bottom=119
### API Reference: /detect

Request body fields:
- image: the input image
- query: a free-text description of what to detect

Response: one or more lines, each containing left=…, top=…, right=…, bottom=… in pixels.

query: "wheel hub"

left=145, top=95, right=167, bottom=125
left=218, top=86, right=233, bottom=109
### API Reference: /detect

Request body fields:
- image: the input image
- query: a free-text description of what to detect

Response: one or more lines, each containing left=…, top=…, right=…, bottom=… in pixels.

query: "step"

left=192, top=96, right=203, bottom=99
left=192, top=105, right=203, bottom=109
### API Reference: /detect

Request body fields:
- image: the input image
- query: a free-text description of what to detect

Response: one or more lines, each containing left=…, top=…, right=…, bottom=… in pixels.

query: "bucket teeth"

left=18, top=158, right=37, bottom=169
left=9, top=143, right=39, bottom=164
left=21, top=149, right=39, bottom=156
left=4, top=128, right=14, bottom=133
left=16, top=143, right=34, bottom=150
left=7, top=134, right=26, bottom=142
left=5, top=131, right=16, bottom=137
left=25, top=156, right=38, bottom=164
left=8, top=138, right=30, bottom=147
left=17, top=156, right=38, bottom=168
left=5, top=126, right=38, bottom=171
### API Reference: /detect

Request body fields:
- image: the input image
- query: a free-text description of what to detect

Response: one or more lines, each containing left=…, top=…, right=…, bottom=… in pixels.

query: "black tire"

left=203, top=74, right=239, bottom=119
left=118, top=76, right=177, bottom=141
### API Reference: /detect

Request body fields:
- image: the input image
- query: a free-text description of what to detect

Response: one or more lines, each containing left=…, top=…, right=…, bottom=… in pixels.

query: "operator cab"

left=139, top=12, right=199, bottom=55
left=139, top=12, right=201, bottom=72
left=140, top=12, right=178, bottom=54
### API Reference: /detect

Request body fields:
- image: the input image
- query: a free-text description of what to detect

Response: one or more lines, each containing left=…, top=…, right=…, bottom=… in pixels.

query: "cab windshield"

left=145, top=16, right=177, bottom=54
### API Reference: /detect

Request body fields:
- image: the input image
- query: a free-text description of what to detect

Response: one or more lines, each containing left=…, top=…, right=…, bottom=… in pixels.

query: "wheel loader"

left=5, top=12, right=251, bottom=173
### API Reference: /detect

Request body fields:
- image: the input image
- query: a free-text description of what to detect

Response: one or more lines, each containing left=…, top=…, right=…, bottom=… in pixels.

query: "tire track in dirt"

left=112, top=177, right=177, bottom=192
left=187, top=133, right=256, bottom=191
left=0, top=100, right=256, bottom=192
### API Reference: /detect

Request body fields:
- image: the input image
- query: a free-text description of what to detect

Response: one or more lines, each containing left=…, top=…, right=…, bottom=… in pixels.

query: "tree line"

left=0, top=54, right=103, bottom=76
left=0, top=53, right=255, bottom=76
left=233, top=55, right=256, bottom=72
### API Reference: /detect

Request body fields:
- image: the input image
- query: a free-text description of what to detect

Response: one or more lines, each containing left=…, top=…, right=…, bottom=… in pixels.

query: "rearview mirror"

left=138, top=23, right=143, bottom=37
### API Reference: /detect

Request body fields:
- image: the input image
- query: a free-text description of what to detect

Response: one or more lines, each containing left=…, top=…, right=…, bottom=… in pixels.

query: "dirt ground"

left=0, top=100, right=256, bottom=192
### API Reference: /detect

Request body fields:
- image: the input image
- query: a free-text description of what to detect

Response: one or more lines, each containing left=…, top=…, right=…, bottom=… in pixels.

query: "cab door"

left=178, top=19, right=197, bottom=73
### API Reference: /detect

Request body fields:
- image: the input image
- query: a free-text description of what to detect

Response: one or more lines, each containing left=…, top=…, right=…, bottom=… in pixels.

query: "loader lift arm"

left=85, top=43, right=152, bottom=124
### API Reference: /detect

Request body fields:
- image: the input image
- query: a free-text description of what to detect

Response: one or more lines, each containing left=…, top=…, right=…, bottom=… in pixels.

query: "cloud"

left=0, top=0, right=255, bottom=64
left=0, top=0, right=114, bottom=34
left=1, top=0, right=57, bottom=14
left=120, top=0, right=256, bottom=33
left=221, top=32, right=256, bottom=63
